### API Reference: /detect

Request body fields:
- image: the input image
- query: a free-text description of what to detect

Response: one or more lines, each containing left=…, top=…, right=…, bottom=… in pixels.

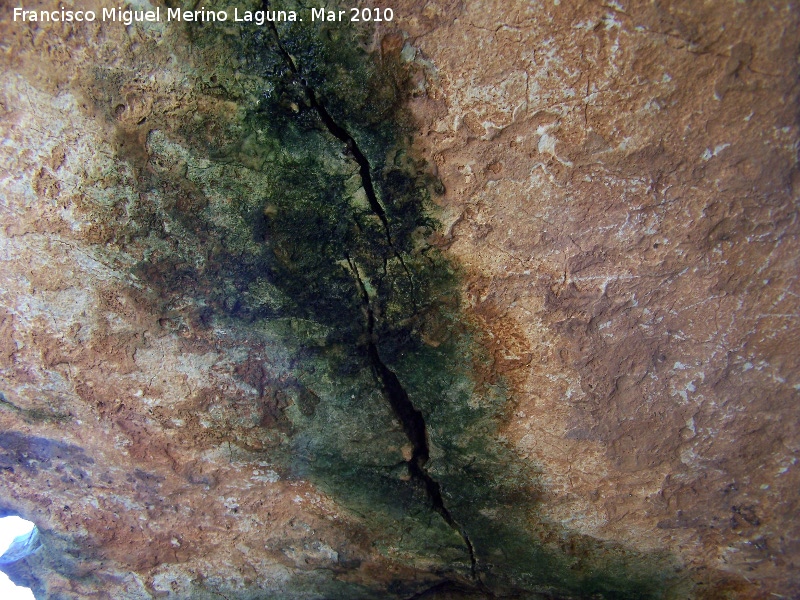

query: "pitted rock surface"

left=0, top=1, right=798, bottom=598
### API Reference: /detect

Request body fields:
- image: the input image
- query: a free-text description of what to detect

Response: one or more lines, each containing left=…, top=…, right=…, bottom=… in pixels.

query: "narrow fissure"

left=264, top=14, right=481, bottom=584
left=264, top=14, right=417, bottom=305
left=346, top=256, right=479, bottom=582
left=264, top=17, right=392, bottom=243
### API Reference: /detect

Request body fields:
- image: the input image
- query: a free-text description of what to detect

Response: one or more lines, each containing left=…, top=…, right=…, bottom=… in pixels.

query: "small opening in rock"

left=0, top=516, right=36, bottom=600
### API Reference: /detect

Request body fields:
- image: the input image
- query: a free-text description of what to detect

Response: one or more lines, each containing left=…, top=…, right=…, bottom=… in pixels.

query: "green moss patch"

left=90, top=1, right=696, bottom=597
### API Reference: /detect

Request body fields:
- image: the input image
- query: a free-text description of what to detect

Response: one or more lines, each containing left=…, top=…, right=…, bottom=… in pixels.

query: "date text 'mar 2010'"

left=311, top=7, right=394, bottom=22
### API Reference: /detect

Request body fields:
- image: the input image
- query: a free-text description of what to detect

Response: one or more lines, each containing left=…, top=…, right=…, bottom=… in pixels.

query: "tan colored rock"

left=0, top=0, right=798, bottom=598
left=383, top=0, right=799, bottom=595
left=0, top=3, right=433, bottom=598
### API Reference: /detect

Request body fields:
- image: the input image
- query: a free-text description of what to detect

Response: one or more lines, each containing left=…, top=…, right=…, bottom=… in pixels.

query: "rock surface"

left=397, top=0, right=800, bottom=596
left=0, top=0, right=798, bottom=598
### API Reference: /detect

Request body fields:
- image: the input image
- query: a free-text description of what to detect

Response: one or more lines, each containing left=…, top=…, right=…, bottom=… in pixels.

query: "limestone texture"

left=0, top=0, right=798, bottom=599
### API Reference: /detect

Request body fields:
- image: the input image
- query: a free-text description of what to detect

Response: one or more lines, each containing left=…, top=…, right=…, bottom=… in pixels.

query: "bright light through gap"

left=0, top=516, right=35, bottom=600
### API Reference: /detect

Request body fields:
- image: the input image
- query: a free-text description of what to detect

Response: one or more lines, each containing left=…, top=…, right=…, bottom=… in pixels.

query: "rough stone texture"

left=394, top=0, right=800, bottom=596
left=0, top=3, right=440, bottom=598
left=0, top=0, right=798, bottom=599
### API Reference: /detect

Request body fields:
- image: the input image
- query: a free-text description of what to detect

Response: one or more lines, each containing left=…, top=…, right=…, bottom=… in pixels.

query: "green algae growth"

left=93, top=1, right=697, bottom=597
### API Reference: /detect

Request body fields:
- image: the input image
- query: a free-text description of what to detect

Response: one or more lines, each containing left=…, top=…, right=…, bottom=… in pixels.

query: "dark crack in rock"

left=0, top=0, right=798, bottom=598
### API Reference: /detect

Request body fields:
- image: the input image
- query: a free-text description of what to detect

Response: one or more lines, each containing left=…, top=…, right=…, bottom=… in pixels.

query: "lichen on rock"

left=0, top=0, right=798, bottom=598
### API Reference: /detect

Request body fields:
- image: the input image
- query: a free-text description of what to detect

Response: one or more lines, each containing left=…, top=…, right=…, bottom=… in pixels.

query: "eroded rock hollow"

left=0, top=0, right=798, bottom=598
